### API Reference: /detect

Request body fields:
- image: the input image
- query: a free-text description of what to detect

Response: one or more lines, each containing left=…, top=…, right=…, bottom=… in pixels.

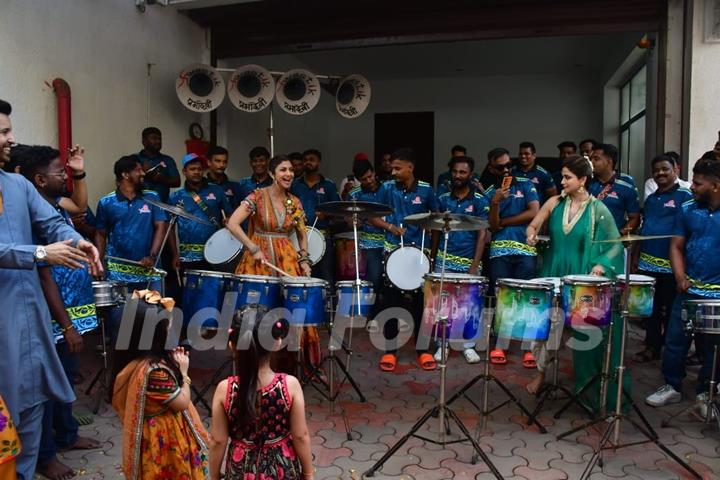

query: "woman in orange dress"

left=227, top=154, right=320, bottom=368
left=0, top=394, right=21, bottom=480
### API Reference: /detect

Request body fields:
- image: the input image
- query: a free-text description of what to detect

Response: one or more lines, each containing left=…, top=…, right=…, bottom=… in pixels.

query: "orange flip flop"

left=523, top=351, right=537, bottom=369
left=380, top=353, right=397, bottom=372
left=490, top=348, right=507, bottom=365
left=417, top=353, right=437, bottom=371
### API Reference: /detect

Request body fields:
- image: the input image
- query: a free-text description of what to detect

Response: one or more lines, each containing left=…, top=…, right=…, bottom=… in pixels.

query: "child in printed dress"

left=112, top=292, right=209, bottom=480
left=209, top=315, right=314, bottom=479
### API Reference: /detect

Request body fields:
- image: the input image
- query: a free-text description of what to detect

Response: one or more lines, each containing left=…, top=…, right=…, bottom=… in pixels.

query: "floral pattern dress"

left=0, top=394, right=20, bottom=480
left=235, top=187, right=321, bottom=368
left=224, top=374, right=302, bottom=479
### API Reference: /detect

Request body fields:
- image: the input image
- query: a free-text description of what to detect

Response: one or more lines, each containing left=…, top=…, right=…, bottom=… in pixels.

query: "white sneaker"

left=463, top=348, right=481, bottom=364
left=646, top=384, right=682, bottom=407
left=434, top=346, right=444, bottom=362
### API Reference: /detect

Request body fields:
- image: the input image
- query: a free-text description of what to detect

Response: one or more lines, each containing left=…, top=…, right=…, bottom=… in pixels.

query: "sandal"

left=490, top=348, right=507, bottom=365
left=380, top=353, right=397, bottom=372
left=417, top=353, right=437, bottom=371
left=523, top=351, right=537, bottom=369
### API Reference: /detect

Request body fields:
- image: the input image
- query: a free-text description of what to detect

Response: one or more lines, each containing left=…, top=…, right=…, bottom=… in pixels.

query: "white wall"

left=686, top=0, right=720, bottom=168
left=218, top=62, right=603, bottom=184
left=0, top=0, right=207, bottom=203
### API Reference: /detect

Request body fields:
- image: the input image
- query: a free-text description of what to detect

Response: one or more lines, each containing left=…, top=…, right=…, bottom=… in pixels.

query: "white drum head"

left=290, top=227, right=326, bottom=265
left=386, top=247, right=430, bottom=291
left=227, top=64, right=275, bottom=112
left=176, top=63, right=225, bottom=112
left=204, top=228, right=243, bottom=264
left=276, top=69, right=320, bottom=115
left=616, top=274, right=656, bottom=284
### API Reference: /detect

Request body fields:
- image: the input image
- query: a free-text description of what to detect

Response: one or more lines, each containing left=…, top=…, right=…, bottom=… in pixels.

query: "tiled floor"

left=48, top=323, right=720, bottom=479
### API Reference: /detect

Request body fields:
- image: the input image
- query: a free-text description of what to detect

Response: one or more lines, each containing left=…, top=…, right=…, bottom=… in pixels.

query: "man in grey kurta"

left=0, top=100, right=101, bottom=479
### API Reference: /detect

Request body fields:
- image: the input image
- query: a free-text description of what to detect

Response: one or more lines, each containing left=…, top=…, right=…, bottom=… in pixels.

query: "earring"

left=578, top=186, right=585, bottom=193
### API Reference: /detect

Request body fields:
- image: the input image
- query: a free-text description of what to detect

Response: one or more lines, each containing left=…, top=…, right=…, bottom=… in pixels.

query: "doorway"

left=374, top=112, right=434, bottom=184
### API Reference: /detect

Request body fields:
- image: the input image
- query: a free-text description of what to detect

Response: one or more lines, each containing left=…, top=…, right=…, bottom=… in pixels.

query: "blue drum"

left=335, top=280, right=375, bottom=318
left=282, top=277, right=329, bottom=326
left=182, top=270, right=233, bottom=328
left=232, top=274, right=283, bottom=309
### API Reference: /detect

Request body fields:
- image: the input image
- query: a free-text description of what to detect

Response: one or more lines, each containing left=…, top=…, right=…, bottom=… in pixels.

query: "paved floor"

left=48, top=322, right=720, bottom=480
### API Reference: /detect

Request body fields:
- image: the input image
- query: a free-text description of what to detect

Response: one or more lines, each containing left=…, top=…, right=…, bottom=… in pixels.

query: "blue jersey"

left=435, top=190, right=489, bottom=272
left=207, top=173, right=242, bottom=210
left=348, top=185, right=386, bottom=249
left=639, top=185, right=693, bottom=274
left=136, top=151, right=179, bottom=202
left=291, top=176, right=341, bottom=232
left=95, top=190, right=168, bottom=283
left=512, top=164, right=556, bottom=204
left=169, top=181, right=232, bottom=263
left=588, top=174, right=640, bottom=229
left=673, top=200, right=720, bottom=298
left=484, top=177, right=539, bottom=258
left=377, top=179, right=438, bottom=250
left=237, top=174, right=273, bottom=203
left=35, top=201, right=97, bottom=343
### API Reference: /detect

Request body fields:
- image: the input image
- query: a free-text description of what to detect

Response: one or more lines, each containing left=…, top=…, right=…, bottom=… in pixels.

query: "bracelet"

left=183, top=375, right=191, bottom=386
left=60, top=324, right=75, bottom=334
left=248, top=244, right=260, bottom=254
left=72, top=171, right=86, bottom=180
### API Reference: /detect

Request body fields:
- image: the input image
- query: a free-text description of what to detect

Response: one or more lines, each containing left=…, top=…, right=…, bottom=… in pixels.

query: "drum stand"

left=662, top=344, right=720, bottom=429
left=556, top=243, right=701, bottom=480
left=527, top=299, right=593, bottom=425
left=146, top=212, right=178, bottom=290
left=85, top=307, right=113, bottom=414
left=365, top=220, right=501, bottom=479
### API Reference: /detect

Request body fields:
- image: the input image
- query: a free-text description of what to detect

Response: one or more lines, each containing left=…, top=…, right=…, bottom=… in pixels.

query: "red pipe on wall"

left=52, top=78, right=72, bottom=189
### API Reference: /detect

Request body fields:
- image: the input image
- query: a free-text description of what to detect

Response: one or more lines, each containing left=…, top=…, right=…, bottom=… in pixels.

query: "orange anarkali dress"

left=235, top=187, right=321, bottom=366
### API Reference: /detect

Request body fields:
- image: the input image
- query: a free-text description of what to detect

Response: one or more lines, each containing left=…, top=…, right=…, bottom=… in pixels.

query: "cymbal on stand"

left=144, top=196, right=213, bottom=226
left=592, top=234, right=675, bottom=244
left=403, top=212, right=488, bottom=231
left=315, top=201, right=392, bottom=218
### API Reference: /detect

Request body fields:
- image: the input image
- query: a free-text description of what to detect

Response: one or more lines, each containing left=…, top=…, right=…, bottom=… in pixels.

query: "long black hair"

left=228, top=309, right=289, bottom=432
left=111, top=299, right=182, bottom=391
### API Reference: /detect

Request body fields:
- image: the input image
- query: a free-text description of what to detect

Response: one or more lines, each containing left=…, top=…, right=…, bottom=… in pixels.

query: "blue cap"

left=182, top=153, right=207, bottom=168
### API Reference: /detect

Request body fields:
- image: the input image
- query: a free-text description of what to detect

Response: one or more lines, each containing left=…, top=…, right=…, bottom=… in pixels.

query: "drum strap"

left=188, top=191, right=221, bottom=228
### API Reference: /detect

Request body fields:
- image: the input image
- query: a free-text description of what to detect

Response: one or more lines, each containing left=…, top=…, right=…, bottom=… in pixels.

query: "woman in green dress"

left=525, top=155, right=627, bottom=413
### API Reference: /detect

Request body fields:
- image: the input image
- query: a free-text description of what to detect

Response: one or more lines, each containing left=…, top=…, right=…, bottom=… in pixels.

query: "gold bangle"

left=60, top=324, right=75, bottom=334
left=183, top=375, right=191, bottom=386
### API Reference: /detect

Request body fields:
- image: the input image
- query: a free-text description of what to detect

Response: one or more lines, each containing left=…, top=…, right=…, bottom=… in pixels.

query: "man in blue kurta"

left=169, top=153, right=232, bottom=268
left=432, top=156, right=489, bottom=364
left=236, top=146, right=273, bottom=201
left=589, top=143, right=640, bottom=234
left=369, top=148, right=438, bottom=372
left=633, top=154, right=693, bottom=363
left=0, top=100, right=101, bottom=480
left=291, top=149, right=341, bottom=285
left=136, top=127, right=180, bottom=202
left=646, top=159, right=720, bottom=413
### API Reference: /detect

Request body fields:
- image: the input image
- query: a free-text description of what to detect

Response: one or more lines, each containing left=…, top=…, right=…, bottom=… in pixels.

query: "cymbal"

left=144, top=196, right=213, bottom=226
left=593, top=234, right=675, bottom=244
left=403, top=212, right=488, bottom=231
left=315, top=201, right=392, bottom=218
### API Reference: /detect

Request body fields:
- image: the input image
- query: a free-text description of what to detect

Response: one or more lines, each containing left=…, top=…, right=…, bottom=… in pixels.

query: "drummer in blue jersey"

left=368, top=148, right=439, bottom=372
left=512, top=141, right=557, bottom=205
left=430, top=156, right=489, bottom=364
left=348, top=158, right=385, bottom=316
left=16, top=145, right=102, bottom=479
left=95, top=156, right=168, bottom=338
left=588, top=143, right=640, bottom=234
left=237, top=146, right=273, bottom=200
left=206, top=145, right=242, bottom=210
left=291, top=148, right=341, bottom=285
left=646, top=159, right=720, bottom=414
left=632, top=154, right=693, bottom=363
left=485, top=147, right=540, bottom=367
left=169, top=153, right=233, bottom=271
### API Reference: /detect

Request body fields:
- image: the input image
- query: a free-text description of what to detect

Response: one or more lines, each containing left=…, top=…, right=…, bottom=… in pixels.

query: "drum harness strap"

left=187, top=191, right=221, bottom=228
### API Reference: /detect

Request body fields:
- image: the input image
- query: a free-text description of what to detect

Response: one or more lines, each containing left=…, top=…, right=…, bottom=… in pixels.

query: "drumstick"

left=400, top=223, right=404, bottom=248
left=106, top=255, right=162, bottom=273
left=262, top=259, right=293, bottom=278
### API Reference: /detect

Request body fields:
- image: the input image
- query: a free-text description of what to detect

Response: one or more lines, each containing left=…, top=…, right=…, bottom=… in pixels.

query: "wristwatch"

left=34, top=246, right=48, bottom=261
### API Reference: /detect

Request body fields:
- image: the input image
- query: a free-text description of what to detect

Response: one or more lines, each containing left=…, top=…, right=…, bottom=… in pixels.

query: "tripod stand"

left=85, top=307, right=113, bottom=414
left=364, top=213, right=501, bottom=479
left=556, top=238, right=701, bottom=480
